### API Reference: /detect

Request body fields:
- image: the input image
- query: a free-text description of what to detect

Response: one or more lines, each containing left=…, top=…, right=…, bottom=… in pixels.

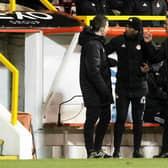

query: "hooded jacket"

left=122, top=0, right=167, bottom=27
left=79, top=27, right=116, bottom=107
left=105, top=32, right=154, bottom=97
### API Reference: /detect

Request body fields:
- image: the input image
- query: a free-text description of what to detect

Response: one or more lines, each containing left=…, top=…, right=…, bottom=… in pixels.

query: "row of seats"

left=0, top=0, right=167, bottom=27
left=53, top=0, right=168, bottom=27
left=53, top=0, right=168, bottom=15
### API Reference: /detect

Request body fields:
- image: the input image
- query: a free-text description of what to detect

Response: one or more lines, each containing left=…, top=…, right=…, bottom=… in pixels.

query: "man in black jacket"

left=151, top=14, right=168, bottom=158
left=105, top=17, right=154, bottom=158
left=78, top=15, right=117, bottom=158
left=144, top=61, right=168, bottom=124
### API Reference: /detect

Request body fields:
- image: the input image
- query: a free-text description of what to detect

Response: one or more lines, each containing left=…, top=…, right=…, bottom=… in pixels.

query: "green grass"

left=1, top=159, right=168, bottom=168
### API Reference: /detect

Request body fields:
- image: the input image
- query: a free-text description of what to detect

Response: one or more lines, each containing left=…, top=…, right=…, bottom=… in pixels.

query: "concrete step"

left=0, top=139, right=18, bottom=159
left=0, top=156, right=18, bottom=160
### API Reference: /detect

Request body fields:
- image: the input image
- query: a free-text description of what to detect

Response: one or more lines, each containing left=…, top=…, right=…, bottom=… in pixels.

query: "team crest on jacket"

left=121, top=44, right=126, bottom=48
left=142, top=3, right=147, bottom=7
left=156, top=2, right=160, bottom=8
left=91, top=3, right=96, bottom=6
left=136, top=44, right=141, bottom=50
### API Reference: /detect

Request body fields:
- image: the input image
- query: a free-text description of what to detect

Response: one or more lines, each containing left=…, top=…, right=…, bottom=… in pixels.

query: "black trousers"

left=114, top=95, right=145, bottom=153
left=162, top=118, right=168, bottom=153
left=158, top=101, right=168, bottom=153
left=84, top=105, right=111, bottom=155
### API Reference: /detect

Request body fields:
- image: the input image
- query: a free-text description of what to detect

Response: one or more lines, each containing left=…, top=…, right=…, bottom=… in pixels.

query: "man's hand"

left=140, top=63, right=150, bottom=73
left=144, top=30, right=152, bottom=43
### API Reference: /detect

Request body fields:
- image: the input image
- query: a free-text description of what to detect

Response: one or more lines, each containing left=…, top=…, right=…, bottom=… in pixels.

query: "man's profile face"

left=99, top=21, right=109, bottom=36
left=104, top=21, right=109, bottom=36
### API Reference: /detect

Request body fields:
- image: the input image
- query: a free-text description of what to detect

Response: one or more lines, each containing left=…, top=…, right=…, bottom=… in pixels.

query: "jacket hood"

left=78, top=27, right=105, bottom=46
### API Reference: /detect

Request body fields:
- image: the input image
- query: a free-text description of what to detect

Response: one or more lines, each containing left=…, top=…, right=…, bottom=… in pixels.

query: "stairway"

left=0, top=139, right=18, bottom=160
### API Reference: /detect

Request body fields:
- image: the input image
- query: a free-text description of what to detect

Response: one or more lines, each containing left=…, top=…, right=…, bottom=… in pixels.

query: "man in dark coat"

left=144, top=61, right=168, bottom=124
left=122, top=0, right=167, bottom=27
left=151, top=14, right=168, bottom=158
left=105, top=17, right=155, bottom=158
left=78, top=15, right=117, bottom=158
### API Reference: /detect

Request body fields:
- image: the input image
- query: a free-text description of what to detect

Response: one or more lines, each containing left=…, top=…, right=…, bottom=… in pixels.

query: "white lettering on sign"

left=26, top=12, right=53, bottom=20
left=16, top=12, right=36, bottom=20
left=0, top=13, right=14, bottom=19
left=0, top=12, right=53, bottom=20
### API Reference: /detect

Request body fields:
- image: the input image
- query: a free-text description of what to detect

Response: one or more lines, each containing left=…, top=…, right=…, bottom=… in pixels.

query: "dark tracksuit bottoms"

left=161, top=103, right=168, bottom=153
left=162, top=118, right=168, bottom=153
left=114, top=94, right=145, bottom=153
left=84, top=105, right=111, bottom=154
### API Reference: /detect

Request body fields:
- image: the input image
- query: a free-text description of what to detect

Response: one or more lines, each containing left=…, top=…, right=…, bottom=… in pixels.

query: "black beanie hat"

left=127, top=17, right=142, bottom=32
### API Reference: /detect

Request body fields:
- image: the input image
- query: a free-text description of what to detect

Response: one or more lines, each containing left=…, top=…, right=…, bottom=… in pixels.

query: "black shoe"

left=133, top=151, right=143, bottom=158
left=113, top=152, right=120, bottom=158
left=96, top=150, right=112, bottom=158
left=87, top=151, right=98, bottom=158
left=153, top=152, right=168, bottom=158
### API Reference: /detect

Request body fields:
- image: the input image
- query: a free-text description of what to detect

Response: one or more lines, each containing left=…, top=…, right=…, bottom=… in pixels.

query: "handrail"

left=76, top=15, right=166, bottom=26
left=9, top=0, right=57, bottom=12
left=0, top=53, right=19, bottom=125
left=9, top=0, right=16, bottom=12
left=107, top=27, right=168, bottom=37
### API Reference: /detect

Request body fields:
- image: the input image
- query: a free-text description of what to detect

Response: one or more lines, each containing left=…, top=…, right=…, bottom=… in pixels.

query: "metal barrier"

left=9, top=0, right=57, bottom=12
left=0, top=53, right=19, bottom=125
left=76, top=15, right=166, bottom=26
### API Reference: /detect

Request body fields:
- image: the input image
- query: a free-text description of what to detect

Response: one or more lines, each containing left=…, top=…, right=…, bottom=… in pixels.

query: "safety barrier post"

left=9, top=0, right=16, bottom=12
left=0, top=53, right=19, bottom=125
left=9, top=0, right=57, bottom=12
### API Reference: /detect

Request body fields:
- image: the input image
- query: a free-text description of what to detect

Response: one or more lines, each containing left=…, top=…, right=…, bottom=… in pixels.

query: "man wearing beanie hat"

left=105, top=17, right=157, bottom=158
left=127, top=17, right=143, bottom=33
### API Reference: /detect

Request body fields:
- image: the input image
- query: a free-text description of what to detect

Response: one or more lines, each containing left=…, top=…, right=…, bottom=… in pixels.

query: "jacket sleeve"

left=148, top=71, right=168, bottom=100
left=84, top=42, right=109, bottom=97
left=142, top=40, right=167, bottom=63
left=154, top=41, right=168, bottom=62
left=108, top=58, right=118, bottom=67
left=105, top=38, right=117, bottom=55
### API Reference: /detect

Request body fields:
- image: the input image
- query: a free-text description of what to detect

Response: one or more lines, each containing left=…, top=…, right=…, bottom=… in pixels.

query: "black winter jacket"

left=147, top=61, right=168, bottom=100
left=105, top=33, right=155, bottom=97
left=79, top=27, right=116, bottom=107
left=76, top=0, right=114, bottom=15
left=155, top=39, right=168, bottom=60
left=122, top=0, right=167, bottom=27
